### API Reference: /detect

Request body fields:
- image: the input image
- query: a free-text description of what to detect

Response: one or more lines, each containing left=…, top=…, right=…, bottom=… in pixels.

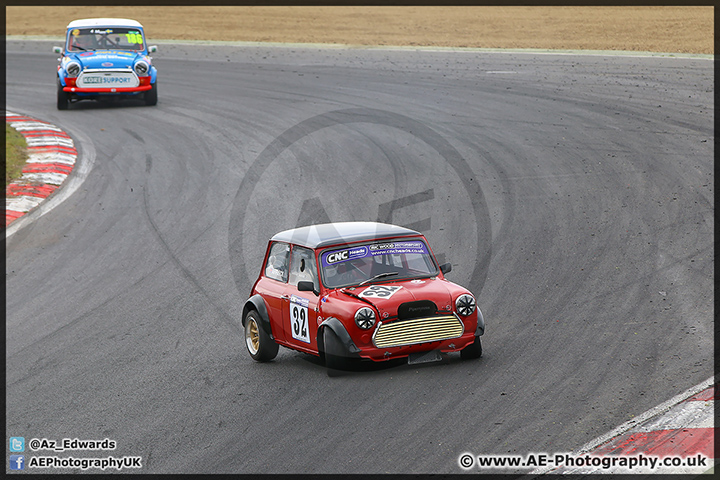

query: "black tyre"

left=460, top=335, right=482, bottom=360
left=144, top=82, right=158, bottom=106
left=323, top=328, right=350, bottom=373
left=57, top=80, right=69, bottom=110
left=244, top=310, right=278, bottom=362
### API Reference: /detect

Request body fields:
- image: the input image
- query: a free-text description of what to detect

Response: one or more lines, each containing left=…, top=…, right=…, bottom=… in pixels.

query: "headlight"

left=134, top=61, right=149, bottom=76
left=66, top=62, right=81, bottom=77
left=354, top=307, right=376, bottom=330
left=456, top=294, right=476, bottom=316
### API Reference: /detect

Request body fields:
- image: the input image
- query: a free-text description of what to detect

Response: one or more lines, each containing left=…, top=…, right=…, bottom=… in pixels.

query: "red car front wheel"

left=244, top=310, right=278, bottom=362
left=460, top=335, right=482, bottom=360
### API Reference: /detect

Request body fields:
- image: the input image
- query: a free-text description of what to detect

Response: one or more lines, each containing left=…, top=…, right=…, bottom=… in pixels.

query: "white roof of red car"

left=271, top=222, right=420, bottom=249
left=66, top=18, right=144, bottom=29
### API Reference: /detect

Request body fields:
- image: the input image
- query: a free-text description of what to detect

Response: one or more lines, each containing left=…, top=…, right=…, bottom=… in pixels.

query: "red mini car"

left=242, top=222, right=484, bottom=372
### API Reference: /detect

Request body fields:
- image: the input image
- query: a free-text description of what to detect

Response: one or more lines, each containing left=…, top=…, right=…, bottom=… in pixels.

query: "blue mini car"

left=53, top=18, right=158, bottom=109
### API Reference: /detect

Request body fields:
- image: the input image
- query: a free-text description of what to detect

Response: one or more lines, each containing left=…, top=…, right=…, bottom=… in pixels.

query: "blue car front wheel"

left=57, top=80, right=69, bottom=110
left=144, top=82, right=157, bottom=106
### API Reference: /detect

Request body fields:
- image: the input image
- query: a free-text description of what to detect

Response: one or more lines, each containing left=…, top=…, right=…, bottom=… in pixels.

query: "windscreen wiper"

left=359, top=272, right=399, bottom=286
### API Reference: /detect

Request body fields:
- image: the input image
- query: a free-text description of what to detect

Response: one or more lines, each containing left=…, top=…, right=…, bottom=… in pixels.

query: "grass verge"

left=6, top=123, right=27, bottom=188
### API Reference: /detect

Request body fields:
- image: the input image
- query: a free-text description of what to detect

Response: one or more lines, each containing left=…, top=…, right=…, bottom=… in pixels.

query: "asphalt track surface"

left=5, top=40, right=714, bottom=474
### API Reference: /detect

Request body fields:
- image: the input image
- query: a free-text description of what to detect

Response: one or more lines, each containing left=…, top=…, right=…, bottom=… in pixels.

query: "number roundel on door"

left=290, top=295, right=310, bottom=343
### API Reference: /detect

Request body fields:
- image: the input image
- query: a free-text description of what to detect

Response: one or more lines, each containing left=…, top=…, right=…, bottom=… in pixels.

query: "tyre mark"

left=229, top=107, right=492, bottom=297
left=140, top=153, right=242, bottom=334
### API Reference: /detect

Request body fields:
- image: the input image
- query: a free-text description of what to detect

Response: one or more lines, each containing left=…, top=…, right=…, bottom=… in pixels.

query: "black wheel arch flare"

left=243, top=294, right=274, bottom=339
left=318, top=317, right=361, bottom=355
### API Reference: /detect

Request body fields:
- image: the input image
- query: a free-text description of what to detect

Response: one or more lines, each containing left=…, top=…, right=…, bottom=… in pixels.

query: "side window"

left=264, top=242, right=290, bottom=283
left=288, top=246, right=319, bottom=291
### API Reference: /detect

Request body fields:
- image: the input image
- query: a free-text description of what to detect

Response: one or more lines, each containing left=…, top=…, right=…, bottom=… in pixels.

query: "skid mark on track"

left=140, top=153, right=242, bottom=334
left=229, top=107, right=492, bottom=297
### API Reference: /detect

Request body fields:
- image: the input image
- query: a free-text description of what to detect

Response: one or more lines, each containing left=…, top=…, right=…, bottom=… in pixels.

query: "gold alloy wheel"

left=246, top=318, right=260, bottom=355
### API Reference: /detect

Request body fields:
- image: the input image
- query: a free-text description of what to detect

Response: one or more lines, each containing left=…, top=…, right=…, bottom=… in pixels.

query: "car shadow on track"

left=63, top=98, right=154, bottom=110
left=297, top=351, right=481, bottom=377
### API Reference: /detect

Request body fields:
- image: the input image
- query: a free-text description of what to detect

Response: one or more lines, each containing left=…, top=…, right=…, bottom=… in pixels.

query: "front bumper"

left=61, top=69, right=153, bottom=95
left=64, top=85, right=152, bottom=94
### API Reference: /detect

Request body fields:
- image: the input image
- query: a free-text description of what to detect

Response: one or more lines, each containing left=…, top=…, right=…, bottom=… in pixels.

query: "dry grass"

left=6, top=6, right=713, bottom=54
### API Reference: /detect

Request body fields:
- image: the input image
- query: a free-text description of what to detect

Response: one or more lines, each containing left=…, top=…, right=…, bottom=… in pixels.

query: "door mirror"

left=439, top=263, right=452, bottom=275
left=298, top=281, right=319, bottom=296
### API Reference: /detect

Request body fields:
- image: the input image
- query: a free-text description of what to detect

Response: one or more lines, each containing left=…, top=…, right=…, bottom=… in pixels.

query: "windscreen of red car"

left=320, top=239, right=438, bottom=289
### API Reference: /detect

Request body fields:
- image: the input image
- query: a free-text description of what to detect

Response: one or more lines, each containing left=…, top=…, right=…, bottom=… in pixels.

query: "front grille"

left=372, top=315, right=464, bottom=348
